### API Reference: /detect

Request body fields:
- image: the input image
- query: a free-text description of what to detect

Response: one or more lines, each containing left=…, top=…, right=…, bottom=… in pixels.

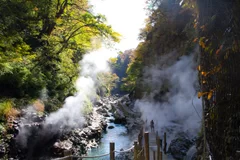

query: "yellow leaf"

left=197, top=65, right=201, bottom=71
left=199, top=41, right=206, bottom=49
left=198, top=92, right=207, bottom=98
left=56, top=18, right=63, bottom=24
left=33, top=7, right=38, bottom=11
left=207, top=91, right=213, bottom=100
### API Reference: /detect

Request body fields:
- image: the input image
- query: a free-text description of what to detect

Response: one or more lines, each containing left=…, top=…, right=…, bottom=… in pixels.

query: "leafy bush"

left=82, top=97, right=93, bottom=115
left=0, top=100, right=19, bottom=121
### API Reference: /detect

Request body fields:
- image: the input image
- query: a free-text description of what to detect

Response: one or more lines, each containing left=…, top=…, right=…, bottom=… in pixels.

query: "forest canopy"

left=0, top=0, right=120, bottom=113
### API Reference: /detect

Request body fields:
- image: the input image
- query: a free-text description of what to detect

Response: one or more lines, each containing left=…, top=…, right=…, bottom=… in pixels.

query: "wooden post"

left=134, top=141, right=138, bottom=160
left=140, top=144, right=144, bottom=160
left=157, top=137, right=161, bottom=160
left=63, top=150, right=72, bottom=160
left=164, top=132, right=167, bottom=154
left=160, top=151, right=163, bottom=160
left=144, top=132, right=150, bottom=160
left=153, top=151, right=156, bottom=160
left=138, top=133, right=142, bottom=147
left=137, top=143, right=144, bottom=160
left=110, top=142, right=115, bottom=160
left=160, top=139, right=162, bottom=150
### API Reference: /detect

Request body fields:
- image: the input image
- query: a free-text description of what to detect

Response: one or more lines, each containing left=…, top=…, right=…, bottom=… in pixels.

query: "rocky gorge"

left=0, top=94, right=143, bottom=160
left=0, top=94, right=199, bottom=160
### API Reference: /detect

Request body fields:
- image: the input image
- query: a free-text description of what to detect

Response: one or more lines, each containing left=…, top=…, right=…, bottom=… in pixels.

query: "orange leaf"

left=216, top=45, right=223, bottom=54
left=200, top=25, right=206, bottom=31
left=201, top=71, right=208, bottom=76
left=194, top=23, right=198, bottom=28
left=193, top=38, right=198, bottom=43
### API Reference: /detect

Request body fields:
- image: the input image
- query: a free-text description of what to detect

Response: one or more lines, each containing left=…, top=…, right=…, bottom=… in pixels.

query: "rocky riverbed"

left=0, top=94, right=198, bottom=160
left=0, top=94, right=143, bottom=160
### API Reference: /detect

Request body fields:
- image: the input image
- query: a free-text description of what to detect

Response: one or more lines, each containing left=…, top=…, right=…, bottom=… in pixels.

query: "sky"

left=90, top=0, right=147, bottom=51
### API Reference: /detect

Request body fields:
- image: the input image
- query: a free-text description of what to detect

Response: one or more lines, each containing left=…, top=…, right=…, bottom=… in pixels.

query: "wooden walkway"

left=148, top=131, right=168, bottom=160
left=133, top=124, right=170, bottom=160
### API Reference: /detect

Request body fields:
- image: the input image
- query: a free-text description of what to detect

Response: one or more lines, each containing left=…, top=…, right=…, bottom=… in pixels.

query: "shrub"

left=0, top=100, right=19, bottom=121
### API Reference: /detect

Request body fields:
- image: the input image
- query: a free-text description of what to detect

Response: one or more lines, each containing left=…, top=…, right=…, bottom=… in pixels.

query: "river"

left=85, top=116, right=133, bottom=160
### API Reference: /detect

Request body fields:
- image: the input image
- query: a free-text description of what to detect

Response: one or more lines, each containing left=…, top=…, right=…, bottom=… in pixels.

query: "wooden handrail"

left=55, top=126, right=168, bottom=160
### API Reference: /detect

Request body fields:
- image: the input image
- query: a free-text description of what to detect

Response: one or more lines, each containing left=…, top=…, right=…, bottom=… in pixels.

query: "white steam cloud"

left=135, top=54, right=202, bottom=138
left=16, top=49, right=117, bottom=148
left=45, top=49, right=116, bottom=127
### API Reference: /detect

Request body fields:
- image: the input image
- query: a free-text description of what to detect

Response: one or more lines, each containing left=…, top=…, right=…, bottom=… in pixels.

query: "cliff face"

left=197, top=0, right=240, bottom=159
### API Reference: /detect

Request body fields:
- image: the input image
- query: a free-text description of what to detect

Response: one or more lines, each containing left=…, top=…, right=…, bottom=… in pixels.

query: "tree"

left=123, top=0, right=195, bottom=97
left=0, top=0, right=119, bottom=108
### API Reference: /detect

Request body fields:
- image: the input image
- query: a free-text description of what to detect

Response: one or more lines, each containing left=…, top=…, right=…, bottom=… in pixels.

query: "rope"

left=73, top=153, right=110, bottom=158
left=137, top=149, right=144, bottom=158
left=53, top=156, right=72, bottom=160
left=52, top=146, right=135, bottom=159
left=114, top=145, right=134, bottom=153
left=52, top=153, right=110, bottom=160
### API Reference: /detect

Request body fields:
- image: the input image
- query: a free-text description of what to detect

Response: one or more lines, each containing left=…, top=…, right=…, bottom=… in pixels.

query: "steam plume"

left=45, top=49, right=116, bottom=127
left=16, top=49, right=116, bottom=148
left=135, top=54, right=202, bottom=138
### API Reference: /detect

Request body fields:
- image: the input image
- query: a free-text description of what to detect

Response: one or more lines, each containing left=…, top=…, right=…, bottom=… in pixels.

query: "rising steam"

left=16, top=49, right=116, bottom=148
left=45, top=49, right=114, bottom=128
left=135, top=54, right=202, bottom=138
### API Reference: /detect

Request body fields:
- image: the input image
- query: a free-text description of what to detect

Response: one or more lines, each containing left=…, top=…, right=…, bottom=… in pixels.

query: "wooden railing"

left=53, top=127, right=168, bottom=160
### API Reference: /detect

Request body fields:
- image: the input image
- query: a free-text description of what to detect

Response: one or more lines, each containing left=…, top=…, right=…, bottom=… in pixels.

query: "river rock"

left=115, top=151, right=133, bottom=160
left=101, top=120, right=107, bottom=131
left=0, top=143, right=6, bottom=156
left=96, top=107, right=108, bottom=114
left=53, top=139, right=73, bottom=150
left=95, top=100, right=103, bottom=106
left=108, top=118, right=115, bottom=123
left=53, top=140, right=73, bottom=156
left=168, top=132, right=194, bottom=160
left=108, top=126, right=114, bottom=129
left=126, top=117, right=143, bottom=131
left=112, top=105, right=126, bottom=124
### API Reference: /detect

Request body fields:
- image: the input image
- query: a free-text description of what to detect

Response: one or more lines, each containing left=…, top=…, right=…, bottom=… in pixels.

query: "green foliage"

left=0, top=100, right=13, bottom=121
left=0, top=0, right=120, bottom=109
left=108, top=50, right=132, bottom=94
left=97, top=72, right=119, bottom=97
left=44, top=98, right=62, bottom=113
left=121, top=43, right=146, bottom=91
left=121, top=59, right=143, bottom=91
left=123, top=0, right=196, bottom=97
left=82, top=97, right=93, bottom=115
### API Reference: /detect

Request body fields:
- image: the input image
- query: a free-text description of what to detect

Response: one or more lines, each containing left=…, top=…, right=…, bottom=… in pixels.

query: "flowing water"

left=85, top=117, right=133, bottom=160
